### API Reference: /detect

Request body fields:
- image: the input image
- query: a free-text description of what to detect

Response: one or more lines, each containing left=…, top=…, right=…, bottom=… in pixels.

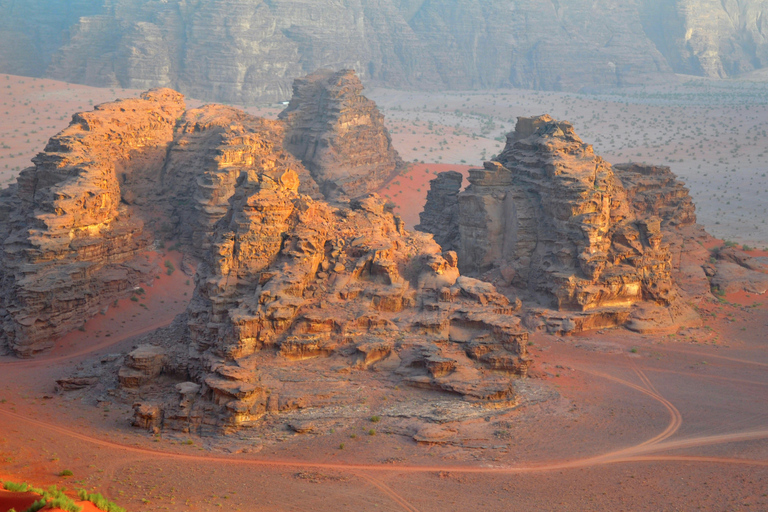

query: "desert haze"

left=1, top=2, right=768, bottom=512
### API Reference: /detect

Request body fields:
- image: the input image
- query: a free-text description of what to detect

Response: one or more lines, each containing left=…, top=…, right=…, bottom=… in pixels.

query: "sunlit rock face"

left=0, top=89, right=185, bottom=356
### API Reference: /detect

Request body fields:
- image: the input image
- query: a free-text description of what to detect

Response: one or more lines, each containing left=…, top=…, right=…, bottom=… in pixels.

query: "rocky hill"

left=418, top=115, right=706, bottom=334
left=2, top=0, right=768, bottom=102
left=0, top=89, right=185, bottom=357
left=0, top=69, right=401, bottom=357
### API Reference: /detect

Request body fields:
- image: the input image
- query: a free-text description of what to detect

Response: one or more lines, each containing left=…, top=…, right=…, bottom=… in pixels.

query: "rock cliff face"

left=279, top=69, right=405, bottom=199
left=135, top=169, right=528, bottom=433
left=3, top=0, right=768, bottom=102
left=159, top=104, right=320, bottom=255
left=0, top=89, right=185, bottom=356
left=639, top=0, right=768, bottom=78
left=419, top=116, right=702, bottom=334
left=0, top=69, right=402, bottom=357
left=415, top=170, right=462, bottom=252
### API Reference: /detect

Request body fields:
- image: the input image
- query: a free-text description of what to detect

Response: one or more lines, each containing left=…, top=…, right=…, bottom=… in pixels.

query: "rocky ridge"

left=3, top=1, right=768, bottom=102
left=0, top=89, right=185, bottom=356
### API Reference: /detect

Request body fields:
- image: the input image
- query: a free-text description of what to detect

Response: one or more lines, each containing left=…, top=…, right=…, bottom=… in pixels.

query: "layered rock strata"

left=0, top=89, right=185, bottom=356
left=122, top=172, right=529, bottom=433
left=0, top=69, right=402, bottom=357
left=415, top=170, right=462, bottom=253
left=4, top=0, right=768, bottom=102
left=420, top=116, right=700, bottom=334
left=279, top=69, right=405, bottom=199
left=160, top=104, right=320, bottom=254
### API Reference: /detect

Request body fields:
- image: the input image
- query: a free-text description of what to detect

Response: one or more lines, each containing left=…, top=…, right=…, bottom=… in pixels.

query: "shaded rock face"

left=5, top=0, right=768, bottom=102
left=614, top=163, right=697, bottom=228
left=639, top=0, right=768, bottom=78
left=415, top=170, right=463, bottom=252
left=279, top=69, right=404, bottom=199
left=0, top=89, right=185, bottom=357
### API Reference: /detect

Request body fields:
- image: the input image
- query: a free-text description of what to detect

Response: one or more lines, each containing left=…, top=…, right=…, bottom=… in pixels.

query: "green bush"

left=77, top=490, right=126, bottom=512
left=370, top=416, right=380, bottom=423
left=58, top=469, right=73, bottom=477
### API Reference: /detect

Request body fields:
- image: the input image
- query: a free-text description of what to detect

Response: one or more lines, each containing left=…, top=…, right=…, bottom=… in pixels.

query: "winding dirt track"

left=2, top=316, right=768, bottom=511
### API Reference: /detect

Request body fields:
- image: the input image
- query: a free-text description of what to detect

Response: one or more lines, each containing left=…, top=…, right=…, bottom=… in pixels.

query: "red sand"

left=378, top=163, right=472, bottom=228
left=0, top=490, right=39, bottom=512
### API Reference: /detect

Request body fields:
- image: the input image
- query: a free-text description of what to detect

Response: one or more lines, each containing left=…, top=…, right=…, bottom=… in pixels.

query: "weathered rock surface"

left=0, top=89, right=185, bottom=356
left=614, top=163, right=697, bottom=229
left=132, top=165, right=529, bottom=432
left=419, top=116, right=707, bottom=334
left=706, top=246, right=768, bottom=295
left=160, top=104, right=320, bottom=254
left=0, top=69, right=402, bottom=357
left=279, top=69, right=404, bottom=199
left=5, top=1, right=768, bottom=102
left=415, top=170, right=463, bottom=253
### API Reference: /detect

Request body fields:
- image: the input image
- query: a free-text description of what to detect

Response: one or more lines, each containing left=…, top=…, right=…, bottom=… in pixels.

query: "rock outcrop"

left=125, top=171, right=529, bottom=433
left=0, top=89, right=185, bottom=356
left=415, top=170, right=463, bottom=253
left=5, top=1, right=768, bottom=102
left=160, top=104, right=320, bottom=254
left=0, top=69, right=402, bottom=357
left=614, top=163, right=697, bottom=229
left=100, top=155, right=529, bottom=433
left=279, top=69, right=404, bottom=199
left=419, top=116, right=702, bottom=334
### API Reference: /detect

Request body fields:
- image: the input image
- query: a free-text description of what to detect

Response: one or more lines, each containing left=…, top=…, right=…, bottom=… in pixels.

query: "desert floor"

left=1, top=75, right=768, bottom=511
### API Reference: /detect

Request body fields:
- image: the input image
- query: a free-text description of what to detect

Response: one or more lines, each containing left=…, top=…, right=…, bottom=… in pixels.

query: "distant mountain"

left=1, top=0, right=767, bottom=102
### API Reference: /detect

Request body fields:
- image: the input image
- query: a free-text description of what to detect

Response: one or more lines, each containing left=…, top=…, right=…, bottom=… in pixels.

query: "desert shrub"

left=724, top=240, right=738, bottom=248
left=4, top=481, right=30, bottom=492
left=58, top=469, right=73, bottom=477
left=23, top=499, right=47, bottom=512
left=743, top=244, right=753, bottom=251
left=47, top=496, right=81, bottom=512
left=164, top=260, right=175, bottom=275
left=77, top=490, right=126, bottom=512
left=370, top=416, right=380, bottom=423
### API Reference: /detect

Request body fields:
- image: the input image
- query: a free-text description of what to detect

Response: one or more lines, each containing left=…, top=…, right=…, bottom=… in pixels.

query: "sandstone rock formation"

left=419, top=116, right=705, bottom=334
left=122, top=174, right=529, bottom=433
left=415, top=170, right=463, bottom=253
left=4, top=1, right=768, bottom=102
left=279, top=69, right=404, bottom=199
left=0, top=88, right=185, bottom=356
left=614, top=163, right=697, bottom=229
left=160, top=104, right=321, bottom=254
left=0, top=69, right=401, bottom=357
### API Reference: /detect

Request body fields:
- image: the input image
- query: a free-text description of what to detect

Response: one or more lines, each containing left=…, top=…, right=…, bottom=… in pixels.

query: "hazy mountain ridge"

left=1, top=0, right=767, bottom=102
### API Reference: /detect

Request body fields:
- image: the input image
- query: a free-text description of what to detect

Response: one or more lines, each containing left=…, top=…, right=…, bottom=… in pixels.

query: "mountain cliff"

left=1, top=0, right=768, bottom=102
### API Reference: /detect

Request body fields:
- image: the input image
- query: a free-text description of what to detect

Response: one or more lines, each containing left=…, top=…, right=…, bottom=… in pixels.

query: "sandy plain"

left=0, top=74, right=767, bottom=511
